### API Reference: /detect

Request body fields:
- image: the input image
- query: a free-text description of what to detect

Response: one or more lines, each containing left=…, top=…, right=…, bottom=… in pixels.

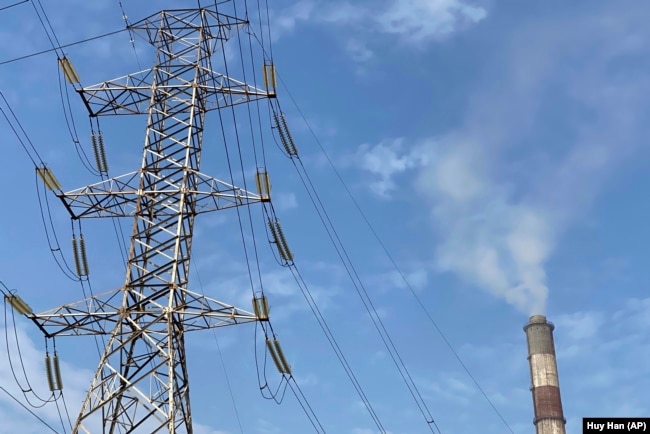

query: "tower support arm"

left=57, top=170, right=263, bottom=219
left=79, top=70, right=270, bottom=117
left=29, top=288, right=123, bottom=337
left=29, top=287, right=258, bottom=338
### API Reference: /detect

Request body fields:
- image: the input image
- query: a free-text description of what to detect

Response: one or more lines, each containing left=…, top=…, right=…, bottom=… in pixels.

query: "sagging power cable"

left=201, top=10, right=327, bottom=430
left=1, top=281, right=74, bottom=433
left=270, top=72, right=515, bottom=434
left=0, top=386, right=60, bottom=433
left=264, top=98, right=440, bottom=432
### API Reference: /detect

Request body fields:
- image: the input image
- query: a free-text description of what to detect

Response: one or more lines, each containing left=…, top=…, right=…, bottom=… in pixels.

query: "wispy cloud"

left=375, top=0, right=487, bottom=42
left=272, top=0, right=316, bottom=40
left=270, top=0, right=486, bottom=59
left=348, top=4, right=650, bottom=314
left=350, top=139, right=428, bottom=198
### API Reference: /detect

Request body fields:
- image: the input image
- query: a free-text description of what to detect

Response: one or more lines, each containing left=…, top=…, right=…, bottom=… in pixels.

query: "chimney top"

left=524, top=314, right=555, bottom=332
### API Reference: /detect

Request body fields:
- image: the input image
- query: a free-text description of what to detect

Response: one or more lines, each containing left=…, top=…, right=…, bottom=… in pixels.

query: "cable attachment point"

left=58, top=56, right=81, bottom=84
left=252, top=295, right=270, bottom=321
left=265, top=337, right=291, bottom=374
left=4, top=294, right=33, bottom=315
left=268, top=219, right=294, bottom=262
left=273, top=113, right=298, bottom=157
left=36, top=166, right=62, bottom=191
left=254, top=169, right=271, bottom=202
left=263, top=61, right=277, bottom=97
left=72, top=235, right=89, bottom=276
left=91, top=132, right=109, bottom=173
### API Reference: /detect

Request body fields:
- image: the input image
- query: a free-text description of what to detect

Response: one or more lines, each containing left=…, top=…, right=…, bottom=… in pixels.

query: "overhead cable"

left=0, top=387, right=60, bottom=434
left=276, top=74, right=514, bottom=434
left=0, top=28, right=128, bottom=66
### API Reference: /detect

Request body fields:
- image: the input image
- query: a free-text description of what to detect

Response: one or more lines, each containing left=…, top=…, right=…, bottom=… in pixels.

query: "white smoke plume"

left=416, top=140, right=553, bottom=314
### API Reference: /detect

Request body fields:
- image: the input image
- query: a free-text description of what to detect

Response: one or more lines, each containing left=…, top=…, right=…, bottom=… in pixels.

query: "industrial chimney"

left=524, top=315, right=566, bottom=434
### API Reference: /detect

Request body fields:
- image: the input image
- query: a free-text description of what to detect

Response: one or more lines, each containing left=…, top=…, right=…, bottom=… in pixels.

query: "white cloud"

left=376, top=0, right=487, bottom=42
left=354, top=139, right=428, bottom=198
left=347, top=3, right=650, bottom=314
left=269, top=0, right=486, bottom=54
left=271, top=0, right=317, bottom=41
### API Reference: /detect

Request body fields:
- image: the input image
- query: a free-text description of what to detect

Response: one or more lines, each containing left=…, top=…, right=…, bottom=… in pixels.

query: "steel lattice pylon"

left=27, top=8, right=272, bottom=433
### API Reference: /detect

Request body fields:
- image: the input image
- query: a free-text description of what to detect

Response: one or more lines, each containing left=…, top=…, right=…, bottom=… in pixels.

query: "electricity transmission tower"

left=27, top=8, right=272, bottom=433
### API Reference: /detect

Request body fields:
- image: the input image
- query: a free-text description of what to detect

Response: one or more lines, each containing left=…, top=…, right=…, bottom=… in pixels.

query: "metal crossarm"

left=57, top=170, right=263, bottom=219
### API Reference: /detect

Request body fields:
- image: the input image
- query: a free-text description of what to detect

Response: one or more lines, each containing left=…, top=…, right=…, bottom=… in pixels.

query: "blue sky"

left=1, top=0, right=649, bottom=433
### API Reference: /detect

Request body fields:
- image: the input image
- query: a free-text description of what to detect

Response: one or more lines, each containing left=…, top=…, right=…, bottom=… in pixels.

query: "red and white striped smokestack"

left=524, top=315, right=566, bottom=434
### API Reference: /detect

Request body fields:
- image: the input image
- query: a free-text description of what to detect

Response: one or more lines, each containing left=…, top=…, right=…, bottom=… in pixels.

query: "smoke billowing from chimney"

left=524, top=315, right=566, bottom=434
left=414, top=141, right=553, bottom=314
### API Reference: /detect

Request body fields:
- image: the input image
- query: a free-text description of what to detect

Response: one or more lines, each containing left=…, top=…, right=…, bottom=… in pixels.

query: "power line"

left=192, top=261, right=246, bottom=434
left=116, top=0, right=143, bottom=71
left=0, top=91, right=45, bottom=165
left=263, top=93, right=439, bottom=431
left=0, top=28, right=128, bottom=66
left=0, top=387, right=61, bottom=434
left=275, top=76, right=515, bottom=434
left=0, top=0, right=28, bottom=12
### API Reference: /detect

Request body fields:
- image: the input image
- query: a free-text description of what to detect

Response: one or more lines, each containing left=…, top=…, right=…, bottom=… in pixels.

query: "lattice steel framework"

left=27, top=8, right=272, bottom=433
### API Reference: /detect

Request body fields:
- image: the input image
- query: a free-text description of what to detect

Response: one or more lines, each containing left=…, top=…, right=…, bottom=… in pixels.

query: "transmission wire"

left=3, top=301, right=56, bottom=407
left=210, top=12, right=288, bottom=408
left=286, top=379, right=326, bottom=434
left=227, top=0, right=267, bottom=301
left=2, top=291, right=73, bottom=431
left=0, top=28, right=128, bottom=66
left=253, top=217, right=388, bottom=434
left=288, top=154, right=439, bottom=432
left=209, top=16, right=328, bottom=428
left=261, top=95, right=439, bottom=431
left=116, top=0, right=143, bottom=71
left=53, top=394, right=68, bottom=434
left=56, top=62, right=99, bottom=176
left=191, top=261, right=246, bottom=434
left=2, top=93, right=108, bottom=430
left=210, top=29, right=289, bottom=407
left=275, top=75, right=515, bottom=434
left=212, top=17, right=329, bottom=430
left=35, top=174, right=80, bottom=281
left=31, top=0, right=100, bottom=176
left=0, top=0, right=28, bottom=11
left=0, top=386, right=61, bottom=434
left=29, top=0, right=59, bottom=55
left=0, top=91, right=45, bottom=164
